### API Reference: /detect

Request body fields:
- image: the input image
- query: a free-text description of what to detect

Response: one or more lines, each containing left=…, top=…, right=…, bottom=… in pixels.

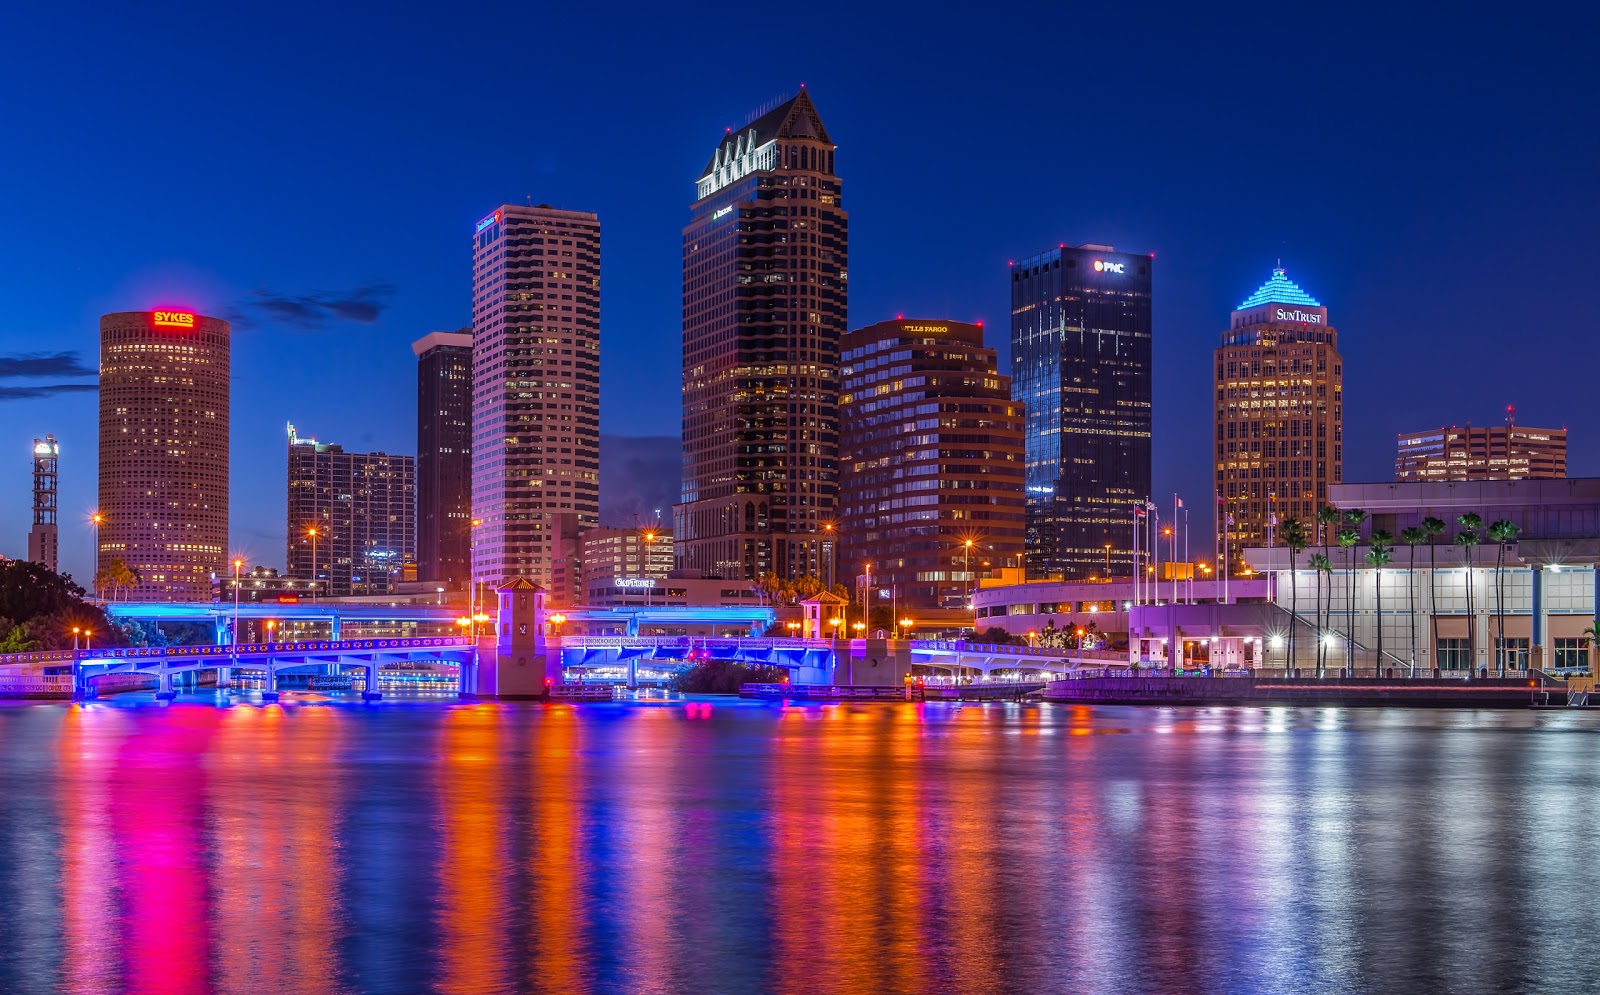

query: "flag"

left=1176, top=497, right=1183, bottom=508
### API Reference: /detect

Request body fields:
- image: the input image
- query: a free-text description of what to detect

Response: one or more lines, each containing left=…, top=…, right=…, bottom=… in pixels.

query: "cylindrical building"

left=99, top=310, right=230, bottom=601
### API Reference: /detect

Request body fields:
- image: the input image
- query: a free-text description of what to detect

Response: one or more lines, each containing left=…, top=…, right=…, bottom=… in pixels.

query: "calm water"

left=2, top=694, right=1600, bottom=994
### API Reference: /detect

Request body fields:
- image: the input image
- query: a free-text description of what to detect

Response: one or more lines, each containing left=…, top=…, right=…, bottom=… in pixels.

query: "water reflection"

left=1, top=697, right=1599, bottom=993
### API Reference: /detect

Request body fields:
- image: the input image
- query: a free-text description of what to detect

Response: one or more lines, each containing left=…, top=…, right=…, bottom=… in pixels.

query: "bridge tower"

left=460, top=578, right=553, bottom=700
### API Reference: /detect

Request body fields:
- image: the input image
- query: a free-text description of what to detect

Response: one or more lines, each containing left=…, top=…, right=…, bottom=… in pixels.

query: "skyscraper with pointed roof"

left=676, top=89, right=847, bottom=581
left=1215, top=266, right=1343, bottom=567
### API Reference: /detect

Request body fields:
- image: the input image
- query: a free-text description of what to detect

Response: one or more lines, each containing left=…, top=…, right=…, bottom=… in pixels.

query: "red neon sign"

left=152, top=311, right=196, bottom=328
left=275, top=595, right=300, bottom=604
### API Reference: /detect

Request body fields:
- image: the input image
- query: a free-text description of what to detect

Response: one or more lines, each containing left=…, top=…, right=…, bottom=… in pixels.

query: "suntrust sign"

left=1273, top=307, right=1323, bottom=324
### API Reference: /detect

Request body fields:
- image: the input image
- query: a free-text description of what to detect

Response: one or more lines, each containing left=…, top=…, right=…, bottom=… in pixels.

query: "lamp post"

left=900, top=618, right=914, bottom=640
left=468, top=518, right=482, bottom=636
left=643, top=530, right=656, bottom=608
left=962, top=539, right=976, bottom=634
left=823, top=522, right=836, bottom=592
left=90, top=512, right=103, bottom=599
left=232, top=558, right=243, bottom=649
left=84, top=629, right=92, bottom=652
left=549, top=612, right=566, bottom=637
left=1104, top=542, right=1112, bottom=581
left=307, top=526, right=320, bottom=603
left=72, top=626, right=80, bottom=651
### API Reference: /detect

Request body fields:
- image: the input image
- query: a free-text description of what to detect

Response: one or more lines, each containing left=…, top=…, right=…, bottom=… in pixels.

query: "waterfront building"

left=1010, top=244, right=1152, bottom=581
left=470, top=204, right=601, bottom=593
left=676, top=88, right=847, bottom=582
left=548, top=512, right=586, bottom=609
left=579, top=526, right=673, bottom=595
left=583, top=574, right=765, bottom=611
left=28, top=435, right=59, bottom=574
left=286, top=424, right=416, bottom=598
left=1215, top=266, right=1342, bottom=563
left=213, top=565, right=323, bottom=604
left=1396, top=417, right=1566, bottom=482
left=838, top=318, right=1025, bottom=610
left=98, top=310, right=229, bottom=601
left=413, top=329, right=473, bottom=588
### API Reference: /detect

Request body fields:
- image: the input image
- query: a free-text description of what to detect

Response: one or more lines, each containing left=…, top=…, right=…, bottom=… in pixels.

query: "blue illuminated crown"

left=1237, top=267, right=1322, bottom=310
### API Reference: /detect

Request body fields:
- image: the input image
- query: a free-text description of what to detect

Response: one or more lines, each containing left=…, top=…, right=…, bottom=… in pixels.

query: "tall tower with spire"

left=675, top=89, right=848, bottom=581
left=1214, top=266, right=1342, bottom=566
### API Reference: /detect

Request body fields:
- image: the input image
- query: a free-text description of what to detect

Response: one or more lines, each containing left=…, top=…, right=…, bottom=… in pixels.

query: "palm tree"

left=1342, top=509, right=1369, bottom=673
left=1400, top=526, right=1428, bottom=676
left=1281, top=518, right=1309, bottom=674
left=1366, top=530, right=1394, bottom=676
left=1316, top=505, right=1340, bottom=672
left=1486, top=519, right=1522, bottom=675
left=1455, top=516, right=1483, bottom=675
left=1310, top=553, right=1333, bottom=677
left=1421, top=516, right=1447, bottom=671
left=1336, top=525, right=1361, bottom=674
left=1583, top=618, right=1600, bottom=678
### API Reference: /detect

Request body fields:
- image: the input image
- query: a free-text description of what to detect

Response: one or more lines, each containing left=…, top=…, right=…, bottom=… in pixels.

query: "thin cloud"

left=0, top=383, right=98, bottom=400
left=0, top=352, right=96, bottom=379
left=233, top=283, right=397, bottom=331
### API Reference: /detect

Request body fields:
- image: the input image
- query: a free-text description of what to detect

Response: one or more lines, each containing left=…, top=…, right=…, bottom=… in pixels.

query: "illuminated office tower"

left=414, top=329, right=474, bottom=588
left=470, top=205, right=601, bottom=591
left=1214, top=267, right=1342, bottom=562
left=286, top=424, right=416, bottom=597
left=839, top=318, right=1025, bottom=610
left=1396, top=415, right=1566, bottom=481
left=28, top=435, right=59, bottom=573
left=1011, top=245, right=1152, bottom=580
left=676, top=88, right=848, bottom=581
left=98, top=310, right=229, bottom=601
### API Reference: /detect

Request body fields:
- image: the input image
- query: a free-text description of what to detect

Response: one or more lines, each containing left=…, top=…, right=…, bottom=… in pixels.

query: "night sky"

left=2, top=2, right=1595, bottom=583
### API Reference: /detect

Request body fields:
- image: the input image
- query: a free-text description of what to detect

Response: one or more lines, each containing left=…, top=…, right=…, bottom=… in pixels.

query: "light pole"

left=84, top=629, right=92, bottom=652
left=862, top=562, right=872, bottom=633
left=72, top=626, right=80, bottom=650
left=90, top=512, right=103, bottom=599
left=468, top=518, right=482, bottom=637
left=232, top=558, right=243, bottom=649
left=1104, top=542, right=1112, bottom=581
left=643, top=530, right=656, bottom=608
left=307, top=526, right=320, bottom=603
left=963, top=539, right=976, bottom=634
left=823, top=522, right=836, bottom=592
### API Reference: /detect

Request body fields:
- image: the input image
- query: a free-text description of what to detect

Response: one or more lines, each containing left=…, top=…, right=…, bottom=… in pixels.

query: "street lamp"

left=823, top=521, right=836, bottom=591
left=900, top=617, right=914, bottom=639
left=962, top=539, right=977, bottom=634
left=1027, top=630, right=1037, bottom=647
left=83, top=629, right=92, bottom=651
left=90, top=512, right=104, bottom=598
left=265, top=620, right=275, bottom=646
left=549, top=611, right=567, bottom=637
left=232, top=558, right=243, bottom=648
left=468, top=518, right=482, bottom=635
left=642, top=530, right=656, bottom=608
left=307, top=526, right=320, bottom=603
left=72, top=626, right=81, bottom=650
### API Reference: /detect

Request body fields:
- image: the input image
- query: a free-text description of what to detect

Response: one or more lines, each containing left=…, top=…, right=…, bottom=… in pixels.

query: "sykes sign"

left=152, top=311, right=196, bottom=328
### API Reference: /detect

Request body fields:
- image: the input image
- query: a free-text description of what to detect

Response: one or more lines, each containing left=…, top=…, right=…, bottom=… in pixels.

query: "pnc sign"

left=1274, top=307, right=1323, bottom=325
left=1093, top=260, right=1125, bottom=274
left=152, top=311, right=196, bottom=328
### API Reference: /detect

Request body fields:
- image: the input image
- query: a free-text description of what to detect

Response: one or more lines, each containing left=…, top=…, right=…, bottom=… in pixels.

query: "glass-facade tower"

left=1011, top=245, right=1152, bottom=581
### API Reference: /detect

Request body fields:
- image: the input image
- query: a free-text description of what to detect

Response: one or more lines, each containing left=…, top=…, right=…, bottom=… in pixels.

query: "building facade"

left=838, top=318, right=1025, bottom=610
left=98, top=310, right=229, bottom=601
left=676, top=89, right=847, bottom=582
left=578, top=526, right=674, bottom=596
left=1010, top=245, right=1152, bottom=581
left=1215, top=267, right=1342, bottom=564
left=470, top=205, right=601, bottom=591
left=286, top=425, right=416, bottom=598
left=413, top=329, right=473, bottom=588
left=28, top=435, right=59, bottom=574
left=1396, top=419, right=1567, bottom=482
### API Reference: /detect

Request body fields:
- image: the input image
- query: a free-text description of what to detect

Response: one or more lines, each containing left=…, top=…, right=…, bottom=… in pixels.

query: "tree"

left=1281, top=518, right=1309, bottom=673
left=1421, top=516, right=1447, bottom=671
left=1315, top=505, right=1341, bottom=672
left=1455, top=515, right=1483, bottom=674
left=1366, top=530, right=1394, bottom=676
left=1310, top=553, right=1333, bottom=677
left=670, top=660, right=789, bottom=694
left=1486, top=519, right=1522, bottom=675
left=1400, top=526, right=1428, bottom=676
left=1336, top=524, right=1362, bottom=673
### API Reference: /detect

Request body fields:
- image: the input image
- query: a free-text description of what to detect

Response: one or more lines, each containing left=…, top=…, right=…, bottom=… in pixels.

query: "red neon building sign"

left=151, top=311, right=196, bottom=328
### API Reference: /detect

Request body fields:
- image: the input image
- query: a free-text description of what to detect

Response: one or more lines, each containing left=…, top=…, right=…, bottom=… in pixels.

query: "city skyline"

left=2, top=5, right=1595, bottom=584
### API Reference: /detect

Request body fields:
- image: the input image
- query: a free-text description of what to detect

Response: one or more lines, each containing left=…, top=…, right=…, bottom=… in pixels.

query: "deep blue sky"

left=2, top=2, right=1596, bottom=582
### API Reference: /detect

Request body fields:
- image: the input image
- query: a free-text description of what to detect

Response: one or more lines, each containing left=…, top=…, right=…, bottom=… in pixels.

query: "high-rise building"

left=839, top=318, right=1026, bottom=610
left=286, top=424, right=416, bottom=597
left=470, top=205, right=601, bottom=591
left=1396, top=416, right=1567, bottom=482
left=1215, top=267, right=1342, bottom=561
left=676, top=88, right=847, bottom=581
left=413, top=329, right=473, bottom=588
left=28, top=435, right=59, bottom=574
left=99, top=310, right=229, bottom=601
left=1011, top=245, right=1152, bottom=581
left=579, top=527, right=674, bottom=594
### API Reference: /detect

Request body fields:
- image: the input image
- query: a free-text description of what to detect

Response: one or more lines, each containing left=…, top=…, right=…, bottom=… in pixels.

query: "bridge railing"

left=74, top=636, right=472, bottom=662
left=0, top=650, right=76, bottom=667
left=0, top=674, right=74, bottom=690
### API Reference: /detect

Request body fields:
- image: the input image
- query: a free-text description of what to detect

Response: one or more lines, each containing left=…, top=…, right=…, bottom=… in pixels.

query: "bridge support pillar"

left=330, top=615, right=342, bottom=642
left=261, top=656, right=280, bottom=702
left=460, top=578, right=550, bottom=700
left=362, top=661, right=382, bottom=701
left=217, top=665, right=231, bottom=689
left=155, top=663, right=178, bottom=701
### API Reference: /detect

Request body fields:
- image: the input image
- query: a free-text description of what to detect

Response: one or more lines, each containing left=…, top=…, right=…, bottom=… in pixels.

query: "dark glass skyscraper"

left=414, top=329, right=473, bottom=588
left=287, top=424, right=416, bottom=598
left=1011, top=245, right=1152, bottom=580
left=676, top=88, right=847, bottom=581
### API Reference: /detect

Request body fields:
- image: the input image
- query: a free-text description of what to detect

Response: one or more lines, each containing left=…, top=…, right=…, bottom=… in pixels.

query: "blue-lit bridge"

left=0, top=600, right=1127, bottom=700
